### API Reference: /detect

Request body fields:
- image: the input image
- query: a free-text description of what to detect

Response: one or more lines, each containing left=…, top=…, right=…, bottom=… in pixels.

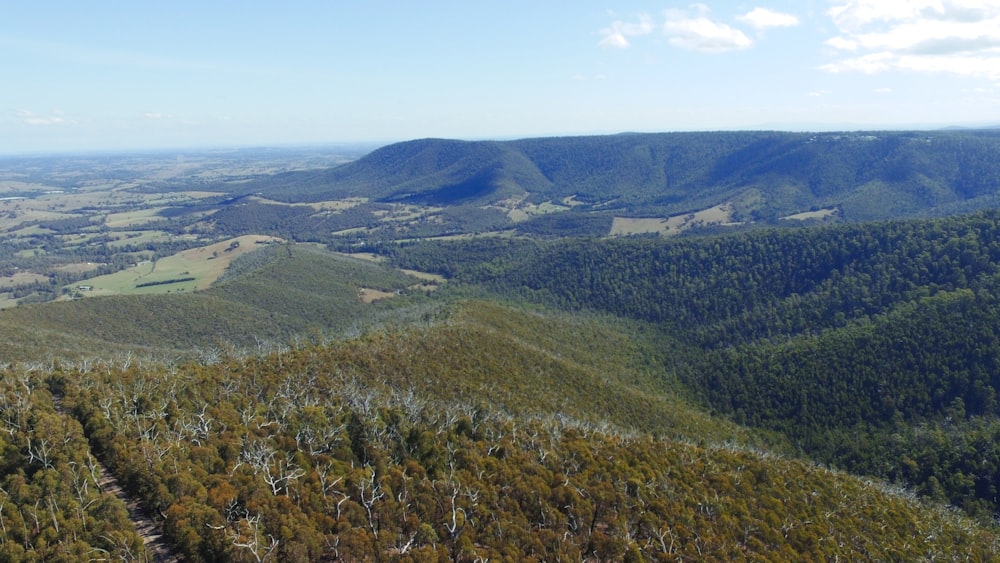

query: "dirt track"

left=96, top=462, right=180, bottom=562
left=52, top=395, right=180, bottom=562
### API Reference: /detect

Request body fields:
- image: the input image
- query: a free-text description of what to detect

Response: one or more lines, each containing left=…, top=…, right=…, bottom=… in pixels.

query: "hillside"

left=0, top=244, right=427, bottom=360
left=189, top=130, right=1000, bottom=242
left=51, top=302, right=999, bottom=561
left=386, top=209, right=1000, bottom=520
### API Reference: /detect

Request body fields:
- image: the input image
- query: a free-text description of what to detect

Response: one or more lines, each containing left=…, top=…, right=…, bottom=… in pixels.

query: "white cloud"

left=738, top=7, right=801, bottom=29
left=598, top=14, right=654, bottom=48
left=663, top=7, right=753, bottom=53
left=598, top=5, right=787, bottom=53
left=15, top=109, right=75, bottom=126
left=874, top=87, right=893, bottom=93
left=825, top=36, right=858, bottom=51
left=807, top=89, right=833, bottom=97
left=823, top=0, right=1000, bottom=79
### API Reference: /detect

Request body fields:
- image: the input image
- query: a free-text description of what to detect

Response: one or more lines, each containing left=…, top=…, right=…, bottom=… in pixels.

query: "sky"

left=3, top=1, right=1000, bottom=154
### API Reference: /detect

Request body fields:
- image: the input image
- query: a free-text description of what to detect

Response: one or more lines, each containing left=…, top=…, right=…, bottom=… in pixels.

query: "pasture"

left=610, top=202, right=739, bottom=236
left=66, top=235, right=281, bottom=297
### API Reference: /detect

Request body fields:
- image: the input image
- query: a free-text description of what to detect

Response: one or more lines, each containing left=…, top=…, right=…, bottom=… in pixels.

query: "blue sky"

left=3, top=1, right=1000, bottom=154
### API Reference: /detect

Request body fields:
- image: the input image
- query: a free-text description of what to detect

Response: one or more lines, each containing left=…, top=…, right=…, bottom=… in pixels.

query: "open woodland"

left=2, top=132, right=1000, bottom=560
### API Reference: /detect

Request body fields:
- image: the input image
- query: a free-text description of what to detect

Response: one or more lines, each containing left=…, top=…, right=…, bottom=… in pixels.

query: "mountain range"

left=198, top=130, right=1000, bottom=226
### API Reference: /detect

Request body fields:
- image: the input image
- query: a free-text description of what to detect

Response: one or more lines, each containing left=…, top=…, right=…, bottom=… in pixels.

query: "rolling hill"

left=190, top=130, right=1000, bottom=243
left=0, top=243, right=427, bottom=360
left=386, top=209, right=1000, bottom=521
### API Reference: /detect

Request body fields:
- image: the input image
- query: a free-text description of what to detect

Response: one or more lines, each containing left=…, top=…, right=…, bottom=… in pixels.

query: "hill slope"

left=55, top=302, right=999, bottom=561
left=386, top=209, right=1000, bottom=519
left=0, top=244, right=423, bottom=360
left=211, top=131, right=1000, bottom=234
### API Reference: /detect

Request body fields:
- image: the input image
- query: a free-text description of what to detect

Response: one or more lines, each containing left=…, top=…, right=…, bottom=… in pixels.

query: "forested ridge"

left=143, top=130, right=1000, bottom=246
left=3, top=293, right=998, bottom=559
left=386, top=209, right=1000, bottom=521
left=37, top=306, right=1000, bottom=561
left=221, top=130, right=1000, bottom=221
left=392, top=210, right=1000, bottom=345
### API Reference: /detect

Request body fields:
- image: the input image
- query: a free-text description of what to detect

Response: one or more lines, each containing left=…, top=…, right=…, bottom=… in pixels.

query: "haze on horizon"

left=3, top=1, right=1000, bottom=155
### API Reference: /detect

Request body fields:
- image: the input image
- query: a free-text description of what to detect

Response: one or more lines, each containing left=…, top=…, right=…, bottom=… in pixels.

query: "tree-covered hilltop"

left=391, top=210, right=1000, bottom=345
left=50, top=303, right=998, bottom=561
left=216, top=130, right=1000, bottom=221
left=386, top=209, right=1000, bottom=519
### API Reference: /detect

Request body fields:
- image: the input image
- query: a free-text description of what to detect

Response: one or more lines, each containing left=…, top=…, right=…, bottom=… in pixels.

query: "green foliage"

left=0, top=369, right=145, bottom=560
left=431, top=210, right=1000, bottom=346
left=11, top=137, right=1000, bottom=557
left=389, top=209, right=1000, bottom=518
left=55, top=320, right=999, bottom=561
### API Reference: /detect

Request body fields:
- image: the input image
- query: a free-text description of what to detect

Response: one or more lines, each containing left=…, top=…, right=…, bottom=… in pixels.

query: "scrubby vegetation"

left=49, top=307, right=999, bottom=561
left=0, top=369, right=144, bottom=560
left=5, top=135, right=1000, bottom=559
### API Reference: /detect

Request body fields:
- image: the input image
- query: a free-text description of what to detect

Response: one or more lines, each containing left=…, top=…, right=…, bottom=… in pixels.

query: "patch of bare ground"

left=781, top=207, right=839, bottom=221
left=401, top=269, right=445, bottom=283
left=53, top=262, right=103, bottom=274
left=339, top=252, right=384, bottom=263
left=358, top=287, right=398, bottom=303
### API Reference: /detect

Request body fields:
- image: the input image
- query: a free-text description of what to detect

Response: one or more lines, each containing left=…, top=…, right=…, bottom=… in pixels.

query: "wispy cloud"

left=664, top=5, right=753, bottom=53
left=807, top=90, right=833, bottom=97
left=822, top=0, right=1000, bottom=79
left=15, top=109, right=76, bottom=126
left=598, top=14, right=654, bottom=48
left=598, top=4, right=798, bottom=53
left=0, top=35, right=273, bottom=76
left=737, top=7, right=801, bottom=29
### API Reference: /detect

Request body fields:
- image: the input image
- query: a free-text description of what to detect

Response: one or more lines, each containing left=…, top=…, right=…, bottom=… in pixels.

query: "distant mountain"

left=217, top=130, right=1000, bottom=230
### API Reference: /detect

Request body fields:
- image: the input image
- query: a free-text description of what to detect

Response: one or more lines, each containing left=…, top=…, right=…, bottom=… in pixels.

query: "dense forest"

left=23, top=303, right=1000, bottom=561
left=385, top=209, right=1000, bottom=521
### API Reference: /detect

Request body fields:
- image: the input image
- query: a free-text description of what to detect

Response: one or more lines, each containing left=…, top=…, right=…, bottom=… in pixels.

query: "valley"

left=2, top=131, right=1000, bottom=560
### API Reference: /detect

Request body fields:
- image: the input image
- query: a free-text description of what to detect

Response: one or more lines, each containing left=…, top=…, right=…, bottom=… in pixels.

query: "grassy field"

left=66, top=235, right=281, bottom=297
left=610, top=202, right=739, bottom=236
left=104, top=230, right=176, bottom=248
left=249, top=195, right=370, bottom=212
left=498, top=193, right=572, bottom=223
left=400, top=268, right=445, bottom=282
left=0, top=205, right=80, bottom=231
left=53, top=262, right=102, bottom=274
left=0, top=272, right=47, bottom=287
left=103, top=207, right=171, bottom=228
